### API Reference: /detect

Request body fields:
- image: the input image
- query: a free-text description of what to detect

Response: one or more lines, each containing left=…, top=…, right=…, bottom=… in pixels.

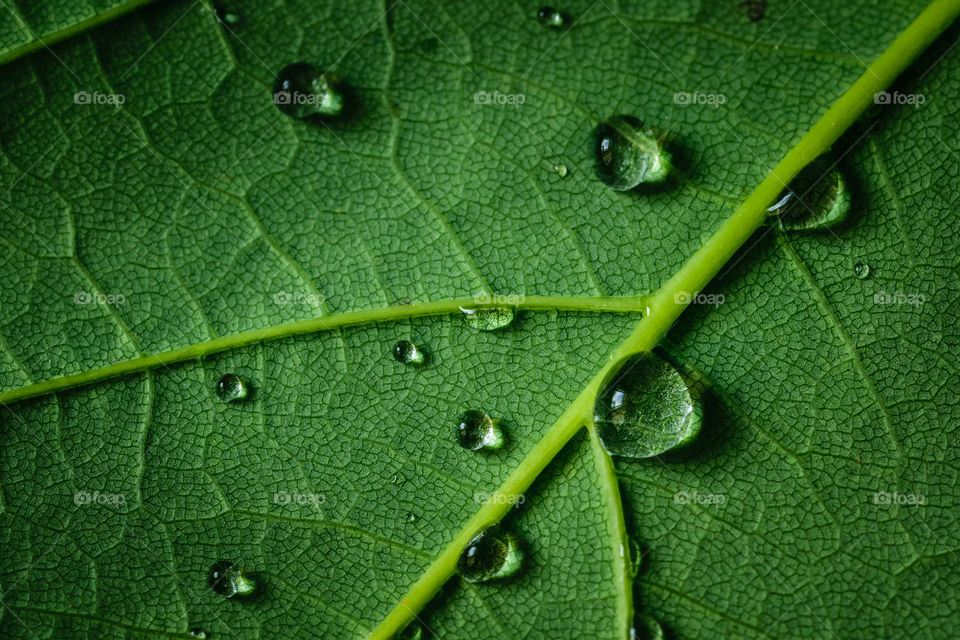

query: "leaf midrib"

left=368, top=1, right=960, bottom=636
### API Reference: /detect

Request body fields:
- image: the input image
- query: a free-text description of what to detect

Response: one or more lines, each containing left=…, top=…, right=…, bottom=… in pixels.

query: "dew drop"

left=391, top=472, right=406, bottom=486
left=594, top=115, right=671, bottom=190
left=457, top=410, right=505, bottom=451
left=554, top=163, right=569, bottom=178
left=213, top=6, right=242, bottom=29
left=632, top=615, right=665, bottom=640
left=393, top=340, right=426, bottom=365
left=461, top=306, right=516, bottom=331
left=273, top=63, right=346, bottom=119
left=853, top=261, right=871, bottom=279
left=188, top=629, right=207, bottom=639
left=405, top=512, right=417, bottom=523
left=594, top=352, right=702, bottom=458
left=208, top=560, right=256, bottom=598
left=537, top=6, right=568, bottom=29
left=457, top=525, right=524, bottom=583
left=216, top=374, right=250, bottom=403
left=767, top=155, right=850, bottom=230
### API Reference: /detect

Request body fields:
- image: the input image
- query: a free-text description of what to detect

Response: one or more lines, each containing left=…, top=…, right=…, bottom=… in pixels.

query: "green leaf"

left=0, top=1, right=958, bottom=638
left=0, top=0, right=159, bottom=65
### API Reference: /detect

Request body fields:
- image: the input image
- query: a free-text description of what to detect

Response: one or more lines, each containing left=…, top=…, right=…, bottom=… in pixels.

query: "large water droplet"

left=594, top=352, right=702, bottom=458
left=457, top=410, right=505, bottom=451
left=457, top=525, right=524, bottom=583
left=216, top=374, right=250, bottom=403
left=594, top=115, right=671, bottom=190
left=554, top=163, right=569, bottom=178
left=273, top=63, right=345, bottom=119
left=853, top=261, right=871, bottom=279
left=188, top=629, right=207, bottom=639
left=405, top=512, right=418, bottom=523
left=461, top=306, right=516, bottom=331
left=767, top=155, right=850, bottom=230
left=537, top=6, right=568, bottom=29
left=208, top=560, right=256, bottom=598
left=393, top=340, right=426, bottom=365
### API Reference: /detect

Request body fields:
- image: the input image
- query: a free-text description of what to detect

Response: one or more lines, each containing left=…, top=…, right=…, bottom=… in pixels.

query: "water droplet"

left=457, top=410, right=505, bottom=451
left=767, top=155, right=850, bottom=230
left=393, top=340, right=426, bottom=365
left=554, top=163, right=569, bottom=178
left=273, top=63, right=345, bottom=119
left=594, top=115, right=671, bottom=190
left=738, top=0, right=766, bottom=22
left=208, top=560, right=256, bottom=598
left=188, top=629, right=207, bottom=639
left=457, top=525, right=524, bottom=583
left=461, top=306, right=516, bottom=331
left=853, top=261, right=871, bottom=279
left=405, top=512, right=417, bottom=523
left=537, top=6, right=568, bottom=29
left=397, top=623, right=423, bottom=640
left=391, top=472, right=406, bottom=485
left=213, top=7, right=242, bottom=29
left=216, top=374, right=250, bottom=403
left=631, top=615, right=665, bottom=640
left=593, top=352, right=702, bottom=458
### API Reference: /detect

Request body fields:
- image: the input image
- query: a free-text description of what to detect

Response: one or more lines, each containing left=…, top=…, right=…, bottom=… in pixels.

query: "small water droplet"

left=273, top=63, right=346, bottom=118
left=457, top=410, right=505, bottom=451
left=208, top=560, right=256, bottom=598
left=767, top=155, right=850, bottom=230
left=405, top=512, right=417, bottom=523
left=853, top=261, right=871, bottom=279
left=537, top=6, right=568, bottom=29
left=391, top=472, right=406, bottom=485
left=738, top=0, right=766, bottom=22
left=393, top=340, right=426, bottom=365
left=213, top=6, right=242, bottom=28
left=631, top=615, right=665, bottom=640
left=216, top=374, right=250, bottom=403
left=188, top=629, right=207, bottom=639
left=594, top=115, right=671, bottom=190
left=554, top=163, right=569, bottom=178
left=457, top=525, right=524, bottom=582
left=461, top=306, right=516, bottom=331
left=594, top=352, right=702, bottom=458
